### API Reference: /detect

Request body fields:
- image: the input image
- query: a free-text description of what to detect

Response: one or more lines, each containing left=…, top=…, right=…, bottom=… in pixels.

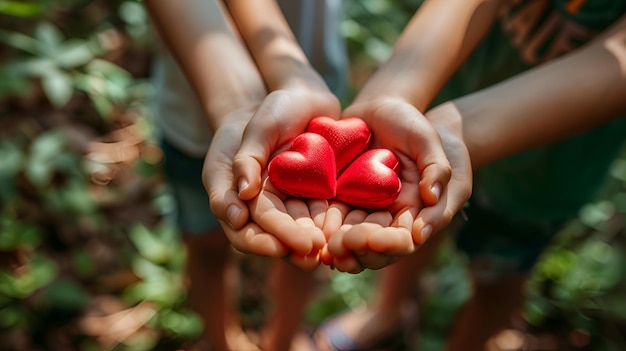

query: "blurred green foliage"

left=0, top=1, right=198, bottom=350
left=0, top=0, right=624, bottom=350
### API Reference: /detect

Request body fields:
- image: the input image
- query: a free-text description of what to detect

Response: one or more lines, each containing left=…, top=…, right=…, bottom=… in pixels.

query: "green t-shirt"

left=434, top=0, right=626, bottom=221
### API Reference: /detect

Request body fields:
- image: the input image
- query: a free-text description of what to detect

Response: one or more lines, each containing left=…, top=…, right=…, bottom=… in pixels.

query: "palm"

left=321, top=97, right=453, bottom=272
left=204, top=107, right=330, bottom=271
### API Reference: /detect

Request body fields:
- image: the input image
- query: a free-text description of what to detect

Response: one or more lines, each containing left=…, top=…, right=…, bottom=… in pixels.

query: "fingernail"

left=237, top=178, right=249, bottom=195
left=421, top=224, right=432, bottom=244
left=431, top=183, right=442, bottom=202
left=226, top=204, right=242, bottom=228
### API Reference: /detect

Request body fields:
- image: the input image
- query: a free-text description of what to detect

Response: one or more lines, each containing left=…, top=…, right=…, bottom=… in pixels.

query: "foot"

left=225, top=325, right=261, bottom=351
left=314, top=307, right=410, bottom=351
left=258, top=329, right=317, bottom=351
left=290, top=331, right=319, bottom=351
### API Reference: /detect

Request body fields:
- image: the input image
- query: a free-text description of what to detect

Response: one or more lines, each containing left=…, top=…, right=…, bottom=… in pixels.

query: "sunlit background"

left=0, top=1, right=625, bottom=350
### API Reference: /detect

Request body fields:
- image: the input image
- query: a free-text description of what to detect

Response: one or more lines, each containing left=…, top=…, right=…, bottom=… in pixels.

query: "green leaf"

left=0, top=305, right=28, bottom=328
left=86, top=58, right=132, bottom=81
left=40, top=67, right=73, bottom=107
left=88, top=91, right=113, bottom=118
left=0, top=65, right=31, bottom=97
left=128, top=223, right=172, bottom=264
left=119, top=1, right=147, bottom=26
left=37, top=279, right=89, bottom=311
left=536, top=247, right=576, bottom=280
left=0, top=214, right=41, bottom=251
left=43, top=180, right=95, bottom=215
left=11, top=56, right=55, bottom=77
left=55, top=39, right=95, bottom=68
left=0, top=1, right=43, bottom=17
left=578, top=201, right=615, bottom=229
left=613, top=192, right=626, bottom=213
left=72, top=249, right=96, bottom=277
left=158, top=309, right=203, bottom=337
left=524, top=298, right=551, bottom=326
left=34, top=22, right=63, bottom=54
left=363, top=37, right=392, bottom=62
left=0, top=29, right=40, bottom=55
left=125, top=257, right=184, bottom=305
left=25, top=130, right=66, bottom=187
left=0, top=254, right=57, bottom=298
left=0, top=141, right=23, bottom=201
left=609, top=159, right=626, bottom=182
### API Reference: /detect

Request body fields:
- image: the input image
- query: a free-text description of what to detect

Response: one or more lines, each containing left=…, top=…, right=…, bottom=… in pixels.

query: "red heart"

left=268, top=132, right=337, bottom=199
left=307, top=116, right=371, bottom=171
left=335, top=149, right=402, bottom=209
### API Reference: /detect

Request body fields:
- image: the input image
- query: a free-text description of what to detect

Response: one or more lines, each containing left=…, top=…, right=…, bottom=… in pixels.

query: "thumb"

left=203, top=149, right=250, bottom=231
left=232, top=120, right=279, bottom=201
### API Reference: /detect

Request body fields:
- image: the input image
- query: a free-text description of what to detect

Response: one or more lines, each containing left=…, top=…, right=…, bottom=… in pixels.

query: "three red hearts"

left=267, top=116, right=402, bottom=209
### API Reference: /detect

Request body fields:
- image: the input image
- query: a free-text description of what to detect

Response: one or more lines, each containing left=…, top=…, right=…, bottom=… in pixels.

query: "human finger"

left=331, top=255, right=364, bottom=274
left=220, top=220, right=289, bottom=257
left=322, top=201, right=350, bottom=239
left=413, top=135, right=473, bottom=244
left=288, top=251, right=321, bottom=272
left=203, top=126, right=250, bottom=230
left=250, top=189, right=326, bottom=255
left=233, top=90, right=340, bottom=201
left=307, top=199, right=329, bottom=230
left=325, top=209, right=368, bottom=258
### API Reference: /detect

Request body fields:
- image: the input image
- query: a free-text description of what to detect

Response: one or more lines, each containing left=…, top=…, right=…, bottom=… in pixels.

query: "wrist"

left=353, top=53, right=442, bottom=112
left=266, top=60, right=331, bottom=94
left=204, top=93, right=265, bottom=132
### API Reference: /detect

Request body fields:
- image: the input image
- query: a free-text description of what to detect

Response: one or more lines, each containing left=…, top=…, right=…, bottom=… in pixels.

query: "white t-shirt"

left=151, top=0, right=349, bottom=157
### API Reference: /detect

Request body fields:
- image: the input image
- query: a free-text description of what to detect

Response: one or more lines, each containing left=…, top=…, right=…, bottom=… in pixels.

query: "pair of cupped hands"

left=203, top=88, right=472, bottom=274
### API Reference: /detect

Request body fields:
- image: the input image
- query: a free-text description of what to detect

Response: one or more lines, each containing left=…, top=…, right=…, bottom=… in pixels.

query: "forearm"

left=145, top=0, right=266, bottom=131
left=354, top=0, right=503, bottom=111
left=224, top=0, right=329, bottom=92
left=445, top=16, right=626, bottom=169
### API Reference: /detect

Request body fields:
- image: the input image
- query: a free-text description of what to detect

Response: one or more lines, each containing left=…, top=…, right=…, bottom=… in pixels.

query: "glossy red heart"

left=335, top=148, right=402, bottom=209
left=306, top=116, right=371, bottom=171
left=268, top=132, right=337, bottom=199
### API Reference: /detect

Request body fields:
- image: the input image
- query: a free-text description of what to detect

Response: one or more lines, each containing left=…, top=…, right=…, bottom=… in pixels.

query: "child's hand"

left=246, top=183, right=327, bottom=271
left=419, top=101, right=473, bottom=240
left=344, top=97, right=453, bottom=243
left=320, top=201, right=416, bottom=273
left=320, top=147, right=423, bottom=272
left=318, top=97, right=473, bottom=272
left=203, top=103, right=330, bottom=271
left=202, top=107, right=282, bottom=247
left=203, top=110, right=289, bottom=257
left=232, top=88, right=341, bottom=200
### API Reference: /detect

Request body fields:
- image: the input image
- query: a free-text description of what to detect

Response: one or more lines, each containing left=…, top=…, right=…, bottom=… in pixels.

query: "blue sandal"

left=314, top=312, right=413, bottom=351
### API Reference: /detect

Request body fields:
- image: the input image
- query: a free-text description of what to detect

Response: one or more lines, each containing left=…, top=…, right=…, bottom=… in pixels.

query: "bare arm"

left=224, top=0, right=329, bottom=92
left=432, top=14, right=626, bottom=169
left=354, top=0, right=504, bottom=110
left=144, top=0, right=266, bottom=131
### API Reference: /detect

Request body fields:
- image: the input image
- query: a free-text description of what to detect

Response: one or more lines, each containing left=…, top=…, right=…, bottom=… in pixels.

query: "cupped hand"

left=418, top=101, right=473, bottom=236
left=318, top=97, right=460, bottom=272
left=343, top=96, right=453, bottom=242
left=246, top=180, right=327, bottom=271
left=203, top=107, right=287, bottom=256
left=232, top=88, right=341, bottom=201
left=319, top=148, right=424, bottom=273
left=203, top=103, right=332, bottom=270
left=320, top=201, right=416, bottom=273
